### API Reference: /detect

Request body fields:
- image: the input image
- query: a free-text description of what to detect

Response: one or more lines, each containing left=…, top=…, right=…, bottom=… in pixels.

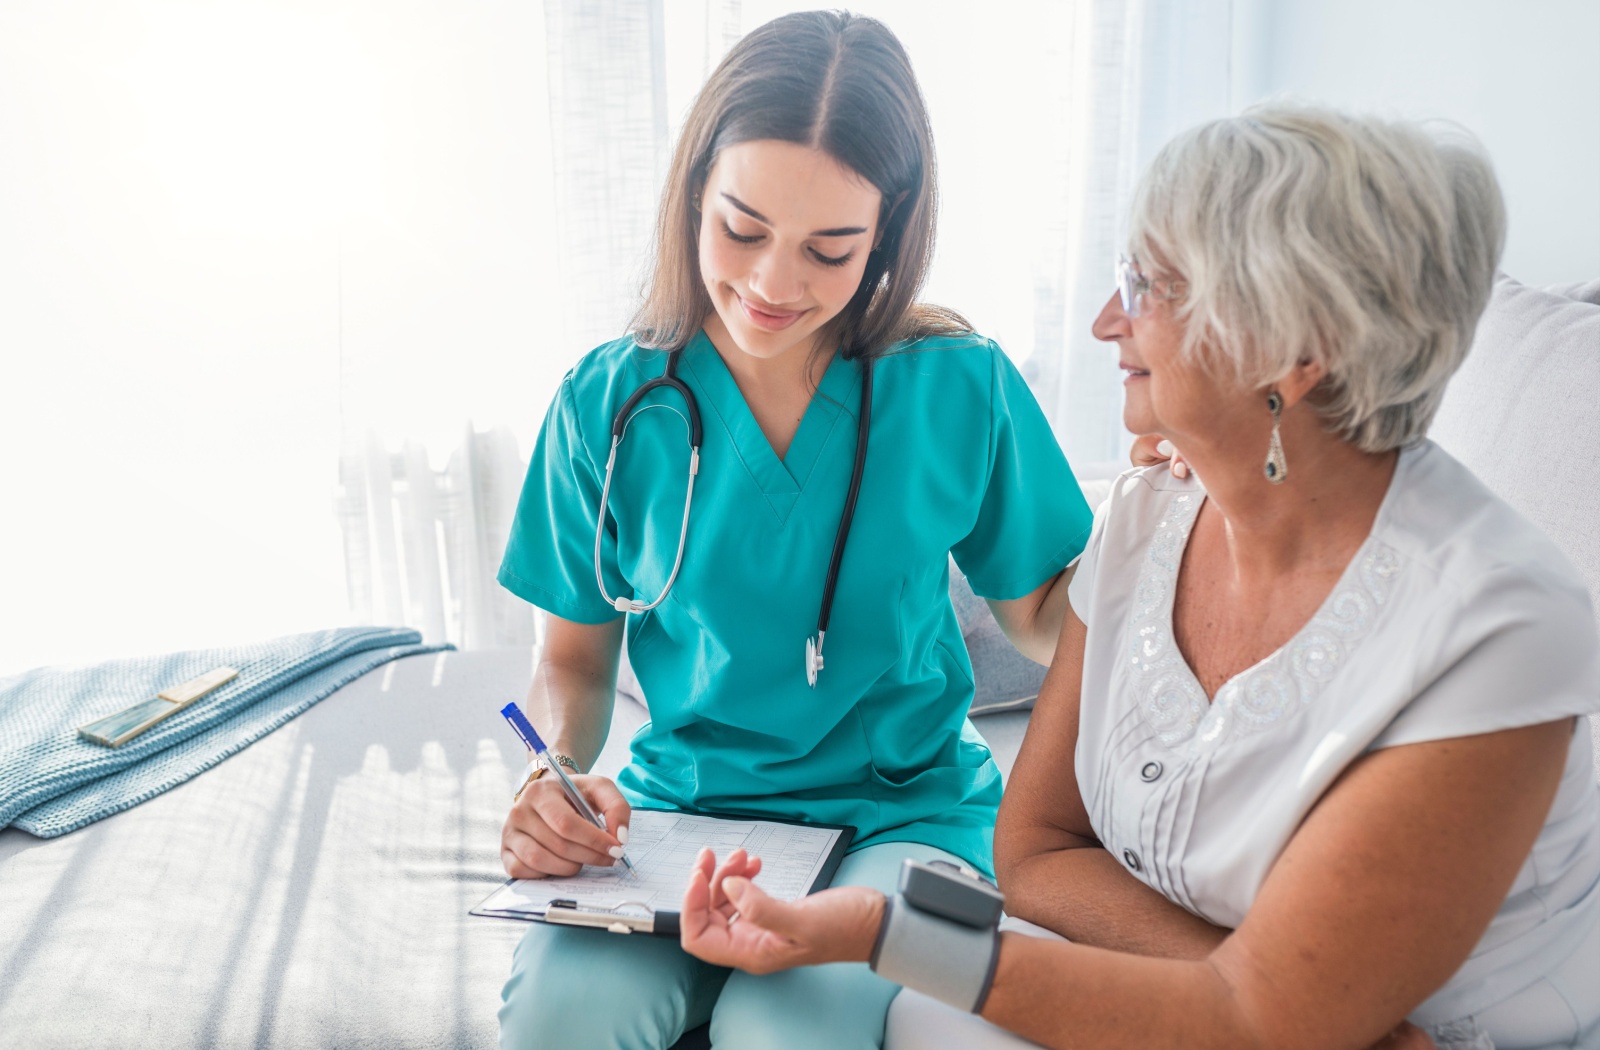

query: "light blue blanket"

left=0, top=627, right=450, bottom=837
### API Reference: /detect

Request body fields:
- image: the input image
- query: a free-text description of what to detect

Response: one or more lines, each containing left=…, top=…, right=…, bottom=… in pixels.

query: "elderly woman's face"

left=1092, top=290, right=1257, bottom=447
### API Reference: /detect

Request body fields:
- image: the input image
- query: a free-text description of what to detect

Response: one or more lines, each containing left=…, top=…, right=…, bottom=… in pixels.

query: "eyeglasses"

left=1115, top=254, right=1185, bottom=318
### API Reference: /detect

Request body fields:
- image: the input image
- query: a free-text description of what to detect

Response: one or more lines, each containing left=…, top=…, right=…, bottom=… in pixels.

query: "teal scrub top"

left=498, top=330, right=1092, bottom=874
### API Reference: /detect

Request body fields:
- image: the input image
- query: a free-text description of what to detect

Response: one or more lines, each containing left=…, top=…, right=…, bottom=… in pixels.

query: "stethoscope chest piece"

left=805, top=633, right=825, bottom=688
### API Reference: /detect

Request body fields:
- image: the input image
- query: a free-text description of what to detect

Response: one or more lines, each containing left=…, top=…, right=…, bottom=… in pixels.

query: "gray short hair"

left=1128, top=103, right=1506, bottom=452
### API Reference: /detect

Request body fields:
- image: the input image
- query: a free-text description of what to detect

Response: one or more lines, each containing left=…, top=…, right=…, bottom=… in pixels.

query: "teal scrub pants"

left=498, top=840, right=963, bottom=1050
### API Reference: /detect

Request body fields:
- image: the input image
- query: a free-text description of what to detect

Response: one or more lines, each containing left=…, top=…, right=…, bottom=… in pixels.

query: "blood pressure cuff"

left=869, top=860, right=1004, bottom=1013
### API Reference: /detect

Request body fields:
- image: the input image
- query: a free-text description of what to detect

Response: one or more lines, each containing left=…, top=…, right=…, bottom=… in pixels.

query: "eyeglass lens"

left=1116, top=255, right=1142, bottom=318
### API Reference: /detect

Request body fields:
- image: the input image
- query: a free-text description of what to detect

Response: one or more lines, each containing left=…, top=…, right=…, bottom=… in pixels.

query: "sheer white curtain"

left=337, top=0, right=739, bottom=648
left=1022, top=0, right=1234, bottom=475
left=2, top=3, right=356, bottom=676
left=336, top=0, right=683, bottom=649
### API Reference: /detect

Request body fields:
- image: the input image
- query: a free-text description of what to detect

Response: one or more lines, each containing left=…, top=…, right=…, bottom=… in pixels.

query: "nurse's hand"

left=500, top=772, right=631, bottom=879
left=1130, top=433, right=1190, bottom=479
left=679, top=847, right=884, bottom=974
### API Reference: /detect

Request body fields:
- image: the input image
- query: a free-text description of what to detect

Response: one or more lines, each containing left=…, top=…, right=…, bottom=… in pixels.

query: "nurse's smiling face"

left=697, top=140, right=882, bottom=363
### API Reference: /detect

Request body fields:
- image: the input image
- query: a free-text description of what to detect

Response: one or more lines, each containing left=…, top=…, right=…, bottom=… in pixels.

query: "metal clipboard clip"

left=542, top=899, right=658, bottom=935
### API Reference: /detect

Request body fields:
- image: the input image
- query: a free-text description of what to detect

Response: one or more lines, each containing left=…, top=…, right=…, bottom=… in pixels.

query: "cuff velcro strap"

left=870, top=897, right=1001, bottom=1013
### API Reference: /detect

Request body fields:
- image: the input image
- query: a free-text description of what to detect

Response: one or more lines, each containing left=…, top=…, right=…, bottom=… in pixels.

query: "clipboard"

left=471, top=808, right=855, bottom=937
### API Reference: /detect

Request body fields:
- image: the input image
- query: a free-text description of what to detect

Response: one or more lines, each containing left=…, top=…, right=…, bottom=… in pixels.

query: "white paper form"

left=478, top=810, right=843, bottom=918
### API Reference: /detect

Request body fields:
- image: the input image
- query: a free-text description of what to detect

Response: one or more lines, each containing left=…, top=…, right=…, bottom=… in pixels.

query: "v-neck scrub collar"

left=679, top=330, right=862, bottom=508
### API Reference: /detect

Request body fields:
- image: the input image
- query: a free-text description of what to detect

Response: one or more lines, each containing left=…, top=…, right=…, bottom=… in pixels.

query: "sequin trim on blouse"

left=1127, top=492, right=1210, bottom=746
left=1126, top=490, right=1403, bottom=750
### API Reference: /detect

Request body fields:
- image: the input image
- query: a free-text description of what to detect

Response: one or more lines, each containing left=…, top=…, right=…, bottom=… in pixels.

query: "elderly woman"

left=673, top=105, right=1600, bottom=1050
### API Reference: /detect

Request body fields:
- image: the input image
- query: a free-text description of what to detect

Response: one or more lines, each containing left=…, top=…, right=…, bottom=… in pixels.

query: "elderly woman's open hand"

left=679, top=847, right=884, bottom=974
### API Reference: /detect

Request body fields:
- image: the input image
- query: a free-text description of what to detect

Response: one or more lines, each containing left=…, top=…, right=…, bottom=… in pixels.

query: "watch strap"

left=511, top=752, right=580, bottom=802
left=512, top=762, right=547, bottom=803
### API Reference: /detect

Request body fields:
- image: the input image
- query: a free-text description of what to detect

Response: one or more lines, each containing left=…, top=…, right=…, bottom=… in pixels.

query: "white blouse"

left=1067, top=441, right=1600, bottom=1032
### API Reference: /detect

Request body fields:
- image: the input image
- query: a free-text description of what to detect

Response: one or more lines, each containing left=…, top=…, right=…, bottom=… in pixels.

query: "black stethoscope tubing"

left=594, top=347, right=872, bottom=688
left=813, top=355, right=872, bottom=670
left=611, top=349, right=703, bottom=448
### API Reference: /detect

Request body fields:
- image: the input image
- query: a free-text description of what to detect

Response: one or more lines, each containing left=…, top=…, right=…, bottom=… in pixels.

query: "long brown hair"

left=632, top=10, right=969, bottom=359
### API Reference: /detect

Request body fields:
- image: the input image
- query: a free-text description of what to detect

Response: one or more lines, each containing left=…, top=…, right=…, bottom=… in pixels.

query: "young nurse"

left=495, top=11, right=1091, bottom=1048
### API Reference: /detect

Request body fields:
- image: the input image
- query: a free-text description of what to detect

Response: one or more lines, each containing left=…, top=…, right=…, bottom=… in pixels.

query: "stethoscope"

left=594, top=348, right=873, bottom=688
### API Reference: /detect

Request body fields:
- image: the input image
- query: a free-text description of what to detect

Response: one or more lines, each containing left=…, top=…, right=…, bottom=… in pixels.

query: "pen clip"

left=500, top=702, right=546, bottom=753
left=544, top=899, right=657, bottom=934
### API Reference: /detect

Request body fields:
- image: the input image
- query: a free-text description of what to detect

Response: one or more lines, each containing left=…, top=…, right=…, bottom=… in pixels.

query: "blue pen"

left=501, top=701, right=636, bottom=875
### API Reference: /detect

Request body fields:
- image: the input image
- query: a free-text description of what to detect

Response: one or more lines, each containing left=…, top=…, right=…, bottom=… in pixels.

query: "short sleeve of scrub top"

left=951, top=349, right=1093, bottom=599
left=498, top=370, right=627, bottom=625
left=498, top=333, right=1092, bottom=875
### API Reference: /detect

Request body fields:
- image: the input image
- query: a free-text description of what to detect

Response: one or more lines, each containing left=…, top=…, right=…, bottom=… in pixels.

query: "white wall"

left=1234, top=0, right=1600, bottom=286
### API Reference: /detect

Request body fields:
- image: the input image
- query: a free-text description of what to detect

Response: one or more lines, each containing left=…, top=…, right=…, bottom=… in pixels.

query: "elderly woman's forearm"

left=977, top=935, right=1297, bottom=1050
left=1005, top=848, right=1229, bottom=960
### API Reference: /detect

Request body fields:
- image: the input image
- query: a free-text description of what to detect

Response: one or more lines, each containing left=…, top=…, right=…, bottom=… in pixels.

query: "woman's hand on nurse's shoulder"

left=499, top=771, right=632, bottom=879
left=1130, top=433, right=1190, bottom=479
left=680, top=847, right=884, bottom=974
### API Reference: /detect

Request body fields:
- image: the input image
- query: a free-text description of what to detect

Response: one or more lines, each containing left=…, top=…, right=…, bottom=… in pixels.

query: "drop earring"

left=1264, top=390, right=1288, bottom=484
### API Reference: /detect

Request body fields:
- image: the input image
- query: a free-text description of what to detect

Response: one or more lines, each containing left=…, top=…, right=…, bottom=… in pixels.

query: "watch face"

left=513, top=764, right=548, bottom=802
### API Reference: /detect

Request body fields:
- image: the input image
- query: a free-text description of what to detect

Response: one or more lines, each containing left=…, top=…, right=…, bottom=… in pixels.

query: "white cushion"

left=1431, top=275, right=1600, bottom=599
left=1430, top=273, right=1600, bottom=780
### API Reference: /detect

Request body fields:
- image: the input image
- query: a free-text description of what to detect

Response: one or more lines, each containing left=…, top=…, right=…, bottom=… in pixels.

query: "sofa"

left=1, top=275, right=1595, bottom=1049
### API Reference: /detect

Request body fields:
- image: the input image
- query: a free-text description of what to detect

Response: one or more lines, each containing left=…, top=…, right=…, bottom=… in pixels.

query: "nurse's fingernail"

left=618, top=825, right=629, bottom=845
left=609, top=846, right=624, bottom=859
left=1156, top=439, right=1174, bottom=458
left=1174, top=461, right=1188, bottom=479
